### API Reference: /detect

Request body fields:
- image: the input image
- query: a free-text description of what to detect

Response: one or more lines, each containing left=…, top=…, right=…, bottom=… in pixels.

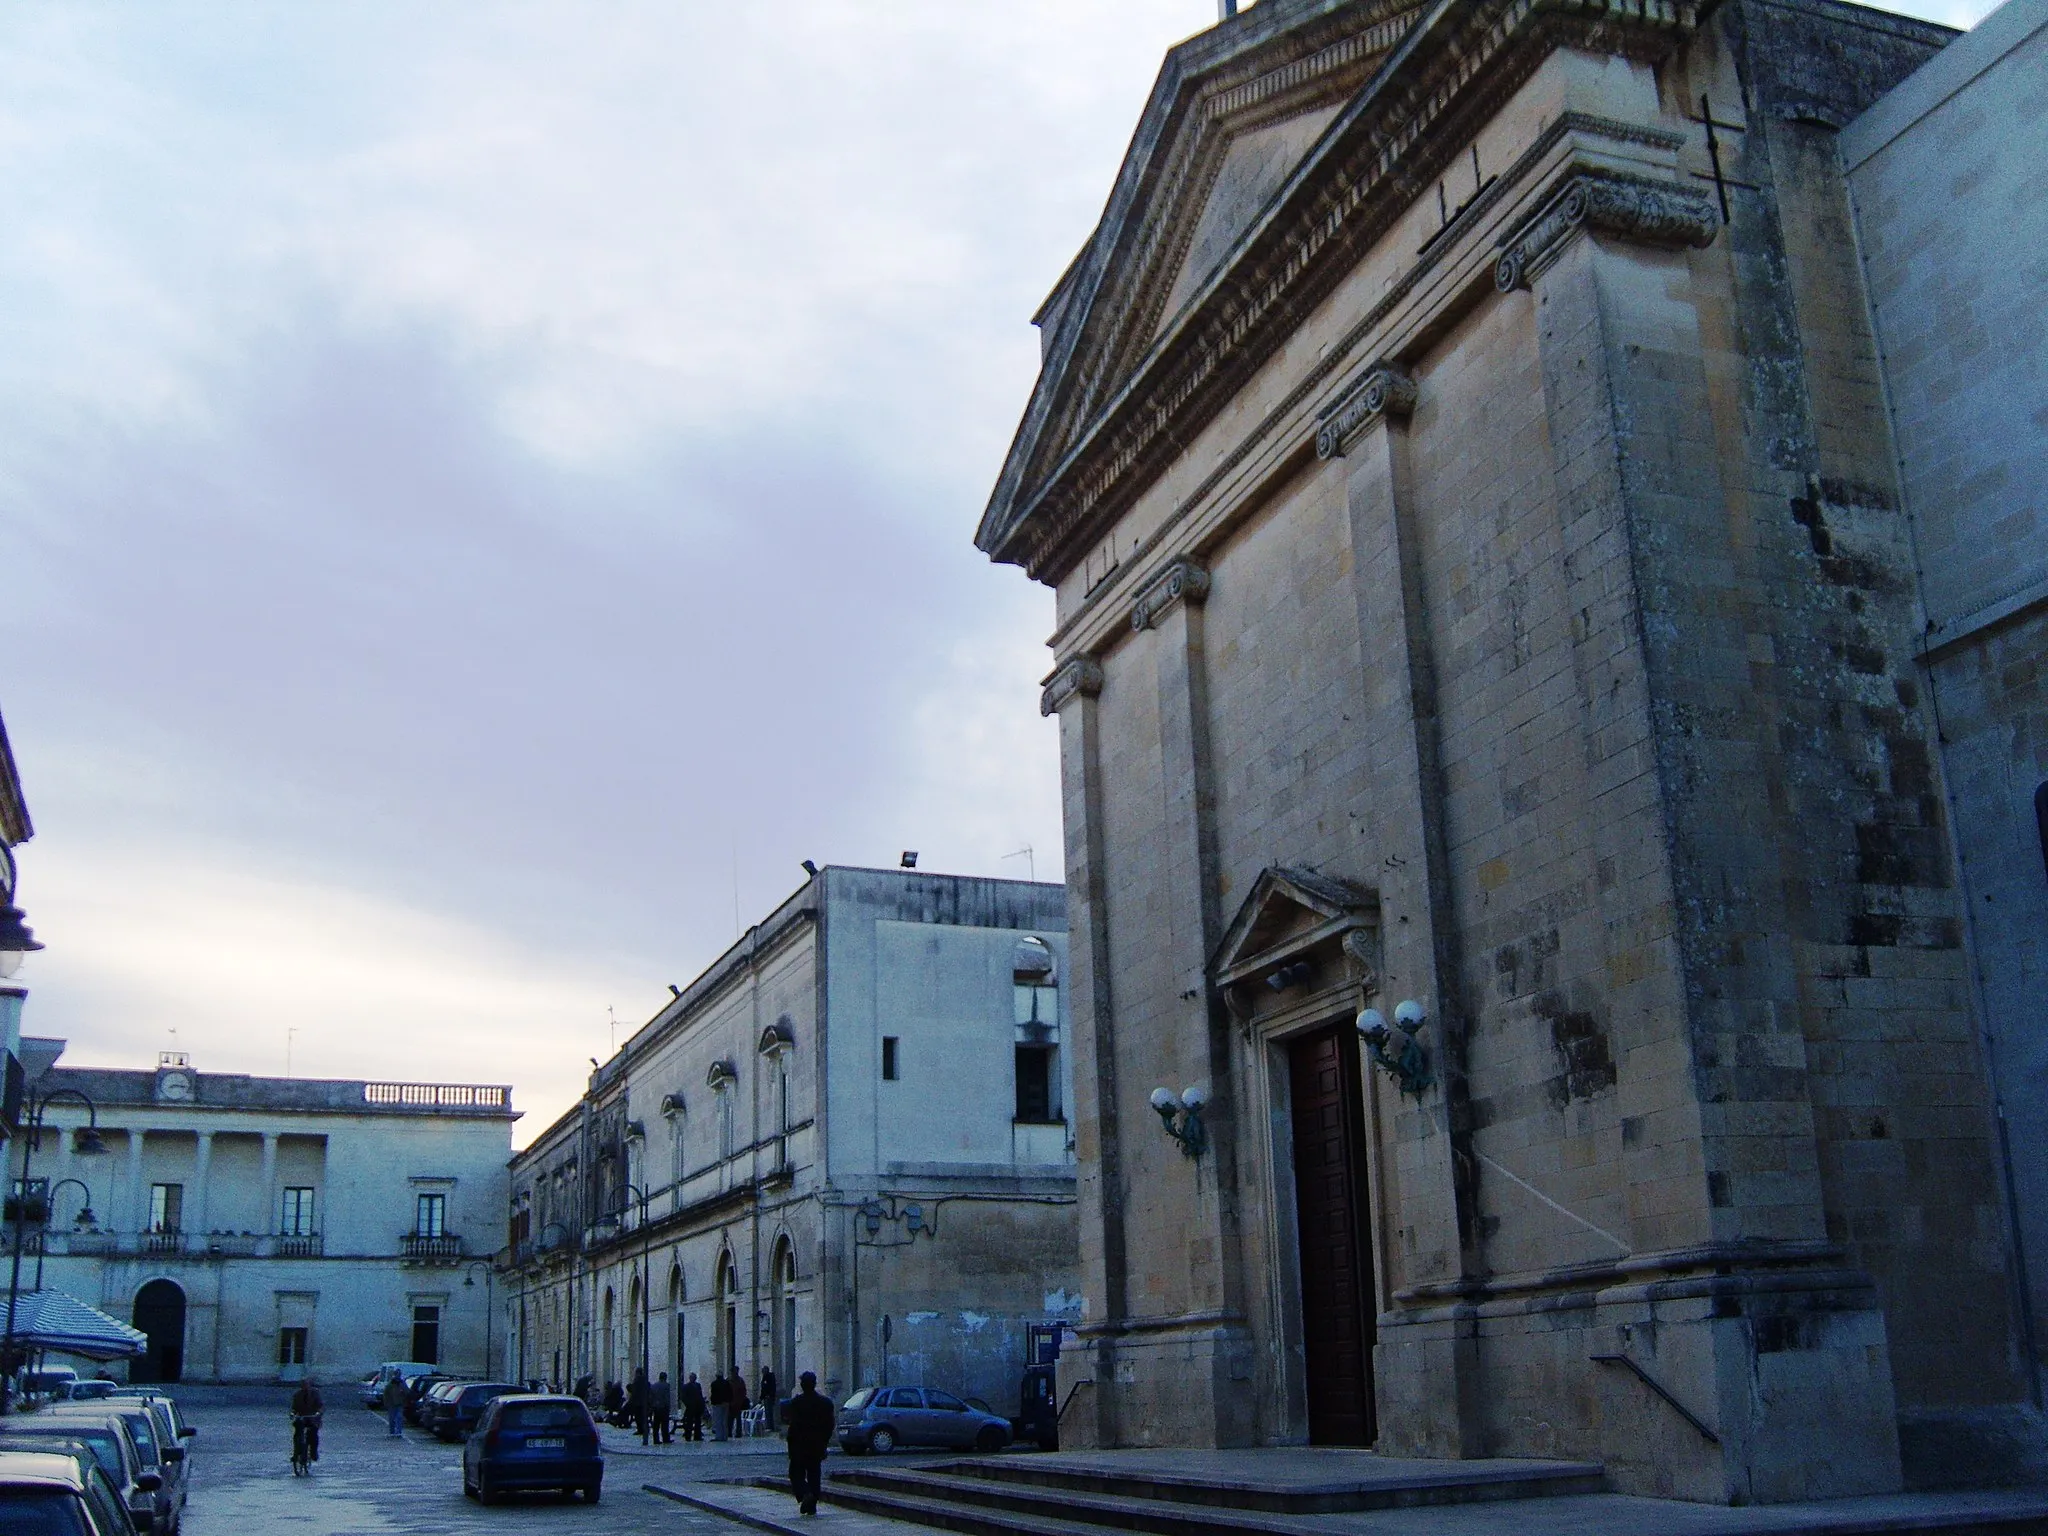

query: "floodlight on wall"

left=900, top=851, right=919, bottom=869
left=1357, top=1000, right=1433, bottom=1097
left=1265, top=960, right=1313, bottom=992
left=1149, top=1084, right=1208, bottom=1157
left=801, top=860, right=819, bottom=878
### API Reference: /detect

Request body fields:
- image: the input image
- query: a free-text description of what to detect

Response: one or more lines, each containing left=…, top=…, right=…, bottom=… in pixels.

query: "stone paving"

left=163, top=1385, right=804, bottom=1536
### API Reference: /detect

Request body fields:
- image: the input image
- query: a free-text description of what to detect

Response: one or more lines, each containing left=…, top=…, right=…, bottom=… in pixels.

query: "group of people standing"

left=588, top=1364, right=781, bottom=1444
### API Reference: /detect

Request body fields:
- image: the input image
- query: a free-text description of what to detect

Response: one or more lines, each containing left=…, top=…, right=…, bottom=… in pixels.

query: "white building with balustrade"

left=15, top=1040, right=516, bottom=1385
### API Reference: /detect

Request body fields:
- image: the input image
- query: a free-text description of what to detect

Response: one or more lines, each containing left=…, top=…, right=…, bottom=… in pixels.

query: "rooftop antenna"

left=286, top=1027, right=296, bottom=1078
left=1002, top=844, right=1036, bottom=883
left=607, top=1005, right=619, bottom=1056
left=732, top=839, right=742, bottom=939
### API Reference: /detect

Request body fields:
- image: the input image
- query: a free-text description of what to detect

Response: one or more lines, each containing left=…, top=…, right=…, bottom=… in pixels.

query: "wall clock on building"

left=156, top=1071, right=194, bottom=1103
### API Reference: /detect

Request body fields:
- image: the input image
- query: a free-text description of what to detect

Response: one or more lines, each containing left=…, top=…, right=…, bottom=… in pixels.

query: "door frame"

left=1250, top=995, right=1392, bottom=1446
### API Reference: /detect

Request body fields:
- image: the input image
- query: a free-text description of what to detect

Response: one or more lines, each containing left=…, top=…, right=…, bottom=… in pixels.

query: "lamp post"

left=599, top=1182, right=653, bottom=1443
left=3, top=1087, right=109, bottom=1414
left=462, top=1260, right=497, bottom=1378
left=32, top=1179, right=97, bottom=1292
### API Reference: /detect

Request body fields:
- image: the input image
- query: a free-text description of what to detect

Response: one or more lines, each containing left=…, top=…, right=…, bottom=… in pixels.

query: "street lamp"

left=0, top=845, right=42, bottom=981
left=4, top=1087, right=109, bottom=1413
left=32, top=1179, right=97, bottom=1292
left=462, top=1260, right=497, bottom=1379
left=598, top=1183, right=653, bottom=1444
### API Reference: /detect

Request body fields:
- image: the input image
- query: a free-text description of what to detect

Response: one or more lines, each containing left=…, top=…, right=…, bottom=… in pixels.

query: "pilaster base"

left=1056, top=1314, right=1256, bottom=1449
left=1377, top=1250, right=1904, bottom=1503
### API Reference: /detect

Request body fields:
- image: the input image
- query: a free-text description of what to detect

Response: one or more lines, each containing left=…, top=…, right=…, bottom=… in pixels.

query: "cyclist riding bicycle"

left=289, top=1378, right=325, bottom=1467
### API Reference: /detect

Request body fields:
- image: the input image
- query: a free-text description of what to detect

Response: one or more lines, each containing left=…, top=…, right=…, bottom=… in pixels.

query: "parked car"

left=418, top=1379, right=467, bottom=1435
left=66, top=1382, right=122, bottom=1402
left=43, top=1405, right=183, bottom=1535
left=359, top=1361, right=438, bottom=1410
left=836, top=1385, right=1013, bottom=1454
left=0, top=1424, right=158, bottom=1533
left=109, top=1393, right=196, bottom=1466
left=0, top=1448, right=134, bottom=1536
left=462, top=1395, right=603, bottom=1504
left=403, top=1373, right=453, bottom=1425
left=436, top=1382, right=522, bottom=1442
left=17, top=1368, right=80, bottom=1404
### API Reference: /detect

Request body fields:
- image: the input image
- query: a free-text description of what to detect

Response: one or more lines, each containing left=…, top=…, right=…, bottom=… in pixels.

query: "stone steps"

left=818, top=1455, right=1607, bottom=1536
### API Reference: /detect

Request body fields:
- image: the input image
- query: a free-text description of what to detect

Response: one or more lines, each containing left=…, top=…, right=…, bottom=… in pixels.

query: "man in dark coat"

left=680, top=1372, right=706, bottom=1441
left=760, top=1366, right=779, bottom=1431
left=629, top=1367, right=651, bottom=1443
left=653, top=1371, right=675, bottom=1444
left=783, top=1371, right=835, bottom=1516
left=709, top=1370, right=731, bottom=1441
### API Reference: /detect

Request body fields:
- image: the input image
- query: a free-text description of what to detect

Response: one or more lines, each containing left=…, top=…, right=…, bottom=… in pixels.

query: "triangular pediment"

left=1212, top=865, right=1377, bottom=987
left=978, top=0, right=1420, bottom=567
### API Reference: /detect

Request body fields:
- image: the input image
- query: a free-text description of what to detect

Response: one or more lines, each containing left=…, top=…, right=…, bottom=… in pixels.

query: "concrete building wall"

left=1843, top=0, right=2048, bottom=1394
left=509, top=867, right=1077, bottom=1415
left=28, top=1056, right=514, bottom=1385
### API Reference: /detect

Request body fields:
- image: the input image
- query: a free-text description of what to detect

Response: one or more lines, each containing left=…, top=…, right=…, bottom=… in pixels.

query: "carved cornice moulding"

left=1130, top=558, right=1212, bottom=633
left=980, top=0, right=1706, bottom=584
left=1493, top=171, right=1719, bottom=291
left=1315, top=364, right=1417, bottom=459
left=1039, top=656, right=1106, bottom=717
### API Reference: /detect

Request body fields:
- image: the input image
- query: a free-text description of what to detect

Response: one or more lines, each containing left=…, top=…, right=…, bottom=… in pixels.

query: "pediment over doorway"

left=1211, top=865, right=1379, bottom=995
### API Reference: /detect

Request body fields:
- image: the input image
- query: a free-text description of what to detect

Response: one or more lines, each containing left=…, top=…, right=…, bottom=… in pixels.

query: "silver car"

left=836, top=1385, right=1012, bottom=1454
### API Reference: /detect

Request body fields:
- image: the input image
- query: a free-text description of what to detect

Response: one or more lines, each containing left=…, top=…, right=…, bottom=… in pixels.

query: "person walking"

left=381, top=1371, right=406, bottom=1438
left=784, top=1371, right=834, bottom=1517
left=680, top=1372, right=706, bottom=1442
left=709, top=1370, right=731, bottom=1442
left=630, top=1367, right=651, bottom=1444
left=653, top=1371, right=675, bottom=1444
left=760, top=1366, right=779, bottom=1432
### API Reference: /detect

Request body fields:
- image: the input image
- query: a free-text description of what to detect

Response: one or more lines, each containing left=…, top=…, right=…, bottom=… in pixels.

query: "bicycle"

left=291, top=1412, right=322, bottom=1476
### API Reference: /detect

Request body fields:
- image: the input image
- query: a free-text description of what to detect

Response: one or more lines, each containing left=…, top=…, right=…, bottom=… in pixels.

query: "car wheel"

left=463, top=1475, right=477, bottom=1500
left=975, top=1426, right=1006, bottom=1453
left=583, top=1481, right=603, bottom=1504
left=476, top=1471, right=496, bottom=1506
left=868, top=1425, right=897, bottom=1454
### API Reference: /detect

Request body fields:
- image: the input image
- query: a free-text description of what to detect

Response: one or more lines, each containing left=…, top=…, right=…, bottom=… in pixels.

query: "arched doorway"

left=716, top=1251, right=739, bottom=1378
left=601, top=1287, right=616, bottom=1386
left=771, top=1237, right=797, bottom=1386
left=668, top=1264, right=686, bottom=1387
left=627, top=1274, right=643, bottom=1387
left=132, top=1280, right=186, bottom=1384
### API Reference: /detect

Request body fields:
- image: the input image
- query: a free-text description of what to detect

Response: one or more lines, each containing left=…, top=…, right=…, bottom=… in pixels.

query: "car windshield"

left=0, top=1432, right=120, bottom=1483
left=499, top=1402, right=589, bottom=1431
left=0, top=1488, right=90, bottom=1535
left=841, top=1389, right=872, bottom=1411
left=66, top=1385, right=116, bottom=1402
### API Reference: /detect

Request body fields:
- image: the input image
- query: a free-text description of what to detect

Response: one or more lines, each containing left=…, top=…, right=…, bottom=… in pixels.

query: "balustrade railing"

left=400, top=1233, right=464, bottom=1261
left=276, top=1233, right=323, bottom=1258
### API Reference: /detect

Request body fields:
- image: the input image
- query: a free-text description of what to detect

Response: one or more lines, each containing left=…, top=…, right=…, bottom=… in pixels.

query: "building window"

left=882, top=1037, right=900, bottom=1081
left=281, top=1187, right=316, bottom=1237
left=412, top=1304, right=440, bottom=1365
left=717, top=1090, right=736, bottom=1161
left=149, top=1183, right=184, bottom=1234
left=1014, top=937, right=1060, bottom=1029
left=1015, top=1045, right=1057, bottom=1123
left=415, top=1192, right=447, bottom=1238
left=278, top=1327, right=308, bottom=1366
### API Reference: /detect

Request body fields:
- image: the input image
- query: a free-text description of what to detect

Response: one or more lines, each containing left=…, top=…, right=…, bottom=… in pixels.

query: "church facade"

left=979, top=0, right=2033, bottom=1504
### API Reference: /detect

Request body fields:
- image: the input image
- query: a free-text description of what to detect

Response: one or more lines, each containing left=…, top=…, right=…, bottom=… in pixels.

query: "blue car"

left=462, top=1395, right=603, bottom=1504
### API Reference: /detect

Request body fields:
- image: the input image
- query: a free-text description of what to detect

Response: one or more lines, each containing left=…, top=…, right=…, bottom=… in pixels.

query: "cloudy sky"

left=0, top=0, right=1994, bottom=1143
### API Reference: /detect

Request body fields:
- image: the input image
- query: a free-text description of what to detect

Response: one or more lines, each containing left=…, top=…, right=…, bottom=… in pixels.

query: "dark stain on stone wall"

left=1538, top=993, right=1618, bottom=1106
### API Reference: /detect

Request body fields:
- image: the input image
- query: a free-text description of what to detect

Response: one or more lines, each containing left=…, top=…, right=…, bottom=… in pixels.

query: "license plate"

left=526, top=1437, right=565, bottom=1450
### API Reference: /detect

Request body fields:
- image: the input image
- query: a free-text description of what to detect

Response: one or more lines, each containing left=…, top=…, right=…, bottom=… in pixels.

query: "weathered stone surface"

left=980, top=0, right=2031, bottom=1504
